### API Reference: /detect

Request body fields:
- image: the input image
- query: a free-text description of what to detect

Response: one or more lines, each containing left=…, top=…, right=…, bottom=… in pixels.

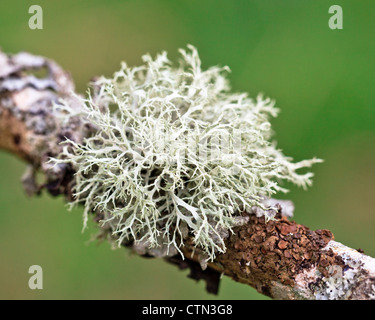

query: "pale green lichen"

left=52, top=45, right=321, bottom=260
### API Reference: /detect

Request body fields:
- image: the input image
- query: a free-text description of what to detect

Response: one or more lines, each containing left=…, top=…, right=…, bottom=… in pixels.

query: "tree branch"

left=1, top=50, right=374, bottom=300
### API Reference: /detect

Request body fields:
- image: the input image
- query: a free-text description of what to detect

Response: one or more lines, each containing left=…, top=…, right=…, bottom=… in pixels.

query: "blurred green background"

left=0, top=0, right=374, bottom=300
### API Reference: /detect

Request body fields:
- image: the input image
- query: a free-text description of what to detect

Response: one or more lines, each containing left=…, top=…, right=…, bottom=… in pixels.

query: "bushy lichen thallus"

left=52, top=45, right=321, bottom=262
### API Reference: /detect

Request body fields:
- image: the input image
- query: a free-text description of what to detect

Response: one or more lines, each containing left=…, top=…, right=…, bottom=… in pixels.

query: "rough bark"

left=0, top=50, right=374, bottom=300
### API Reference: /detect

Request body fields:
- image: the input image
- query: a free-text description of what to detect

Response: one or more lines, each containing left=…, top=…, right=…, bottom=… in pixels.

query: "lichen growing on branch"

left=52, top=45, right=321, bottom=260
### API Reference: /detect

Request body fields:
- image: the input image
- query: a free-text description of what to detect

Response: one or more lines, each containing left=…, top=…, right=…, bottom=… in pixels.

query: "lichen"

left=313, top=250, right=371, bottom=300
left=52, top=45, right=321, bottom=260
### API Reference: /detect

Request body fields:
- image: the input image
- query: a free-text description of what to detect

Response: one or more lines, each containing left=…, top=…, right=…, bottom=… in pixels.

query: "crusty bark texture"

left=1, top=50, right=374, bottom=300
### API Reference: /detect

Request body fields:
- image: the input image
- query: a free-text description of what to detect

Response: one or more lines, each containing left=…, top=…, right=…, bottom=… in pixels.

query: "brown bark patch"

left=215, top=213, right=341, bottom=294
